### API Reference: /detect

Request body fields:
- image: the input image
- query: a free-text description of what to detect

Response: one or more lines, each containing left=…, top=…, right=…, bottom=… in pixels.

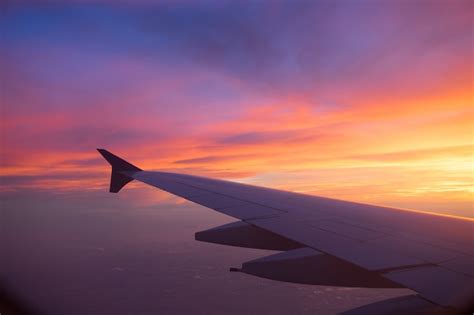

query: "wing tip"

left=97, top=148, right=142, bottom=193
left=97, top=148, right=142, bottom=172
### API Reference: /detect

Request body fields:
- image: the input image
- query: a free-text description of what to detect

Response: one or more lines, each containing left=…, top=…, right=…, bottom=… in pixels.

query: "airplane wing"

left=98, top=149, right=473, bottom=314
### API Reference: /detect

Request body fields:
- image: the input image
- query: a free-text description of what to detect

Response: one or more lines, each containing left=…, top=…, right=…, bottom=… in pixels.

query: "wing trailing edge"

left=97, top=149, right=142, bottom=193
left=341, top=295, right=458, bottom=315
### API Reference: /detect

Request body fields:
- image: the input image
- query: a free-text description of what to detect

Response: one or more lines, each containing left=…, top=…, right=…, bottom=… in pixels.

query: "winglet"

left=97, top=149, right=142, bottom=193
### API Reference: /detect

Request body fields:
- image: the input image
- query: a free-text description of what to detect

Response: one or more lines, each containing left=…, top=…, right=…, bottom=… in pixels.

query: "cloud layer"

left=1, top=1, right=473, bottom=216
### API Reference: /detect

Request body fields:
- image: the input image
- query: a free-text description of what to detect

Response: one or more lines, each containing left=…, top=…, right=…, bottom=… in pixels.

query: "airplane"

left=98, top=149, right=473, bottom=315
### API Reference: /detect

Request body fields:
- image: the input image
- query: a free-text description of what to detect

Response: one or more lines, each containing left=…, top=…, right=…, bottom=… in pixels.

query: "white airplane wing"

left=98, top=149, right=473, bottom=314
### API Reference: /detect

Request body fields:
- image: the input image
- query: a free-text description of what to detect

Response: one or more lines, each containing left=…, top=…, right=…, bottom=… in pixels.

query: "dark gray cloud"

left=216, top=131, right=290, bottom=146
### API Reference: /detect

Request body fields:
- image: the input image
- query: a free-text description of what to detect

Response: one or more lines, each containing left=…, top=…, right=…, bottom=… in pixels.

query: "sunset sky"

left=2, top=0, right=473, bottom=217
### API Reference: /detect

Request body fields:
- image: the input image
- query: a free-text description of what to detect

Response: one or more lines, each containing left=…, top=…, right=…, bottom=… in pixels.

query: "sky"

left=0, top=1, right=473, bottom=314
left=1, top=0, right=473, bottom=217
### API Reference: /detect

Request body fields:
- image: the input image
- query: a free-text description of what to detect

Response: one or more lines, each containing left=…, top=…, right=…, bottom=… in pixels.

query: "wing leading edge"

left=98, top=149, right=474, bottom=314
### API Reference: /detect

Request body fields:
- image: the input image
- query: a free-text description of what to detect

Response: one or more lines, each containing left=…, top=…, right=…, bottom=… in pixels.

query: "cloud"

left=174, top=154, right=253, bottom=165
left=348, top=145, right=473, bottom=163
left=1, top=1, right=473, bottom=217
left=216, top=131, right=290, bottom=146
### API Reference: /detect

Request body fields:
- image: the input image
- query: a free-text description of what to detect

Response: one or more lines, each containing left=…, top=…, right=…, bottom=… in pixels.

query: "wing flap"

left=340, top=295, right=446, bottom=315
left=307, top=218, right=386, bottom=242
left=185, top=193, right=250, bottom=210
left=248, top=216, right=426, bottom=271
left=212, top=204, right=283, bottom=220
left=366, top=236, right=460, bottom=263
left=384, top=266, right=474, bottom=309
left=440, top=256, right=474, bottom=277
